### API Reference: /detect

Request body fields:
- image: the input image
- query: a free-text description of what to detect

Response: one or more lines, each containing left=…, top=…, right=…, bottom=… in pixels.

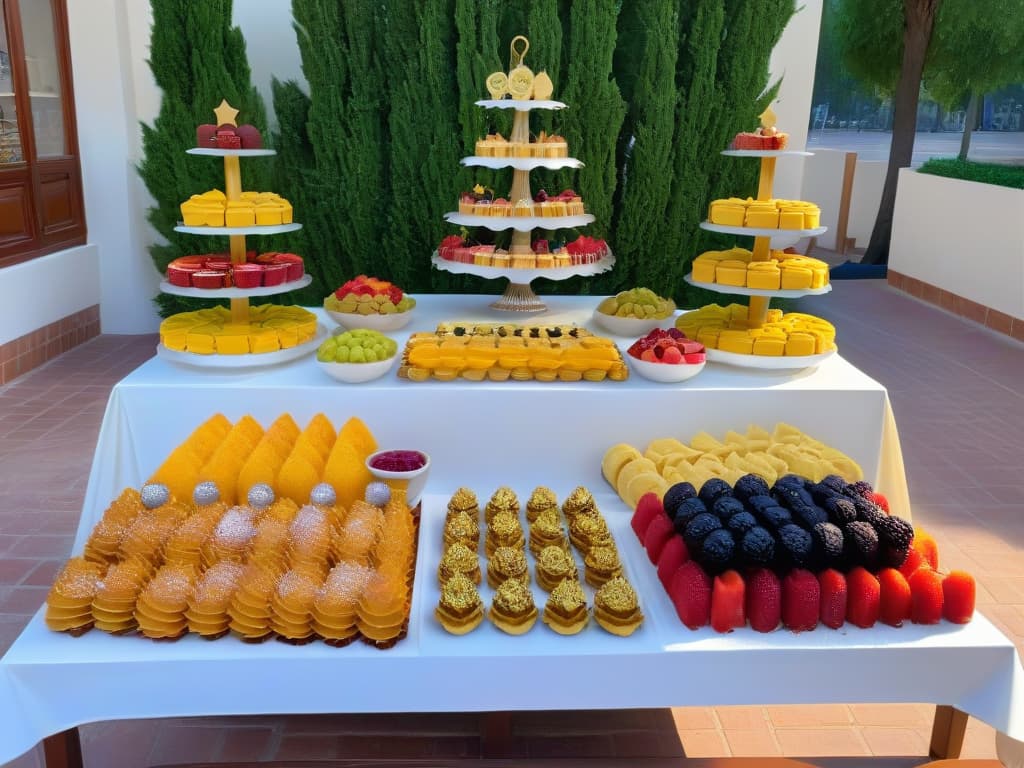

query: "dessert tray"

left=720, top=149, right=814, bottom=158
left=186, top=148, right=278, bottom=158
left=431, top=250, right=614, bottom=283
left=683, top=273, right=832, bottom=299
left=173, top=222, right=303, bottom=237
left=475, top=99, right=567, bottom=111
left=462, top=156, right=584, bottom=171
left=443, top=212, right=595, bottom=232
left=704, top=346, right=837, bottom=370
left=156, top=324, right=329, bottom=370
left=159, top=274, right=312, bottom=299
left=699, top=221, right=827, bottom=239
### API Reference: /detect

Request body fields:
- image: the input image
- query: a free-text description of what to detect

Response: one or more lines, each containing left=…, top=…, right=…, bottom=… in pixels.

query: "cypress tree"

left=139, top=0, right=271, bottom=316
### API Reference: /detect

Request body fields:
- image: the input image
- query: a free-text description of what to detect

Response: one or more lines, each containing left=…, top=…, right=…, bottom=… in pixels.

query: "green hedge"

left=917, top=158, right=1024, bottom=190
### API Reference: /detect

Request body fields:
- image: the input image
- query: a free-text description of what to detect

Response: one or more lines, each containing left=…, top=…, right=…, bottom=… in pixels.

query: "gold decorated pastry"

left=485, top=511, right=525, bottom=557
left=438, top=542, right=481, bottom=585
left=486, top=546, right=530, bottom=589
left=542, top=578, right=588, bottom=635
left=447, top=487, right=479, bottom=522
left=45, top=558, right=105, bottom=635
left=584, top=546, right=623, bottom=588
left=248, top=517, right=291, bottom=571
left=444, top=510, right=479, bottom=549
left=134, top=563, right=199, bottom=640
left=435, top=573, right=484, bottom=635
left=526, top=486, right=557, bottom=523
left=227, top=560, right=283, bottom=642
left=535, top=545, right=578, bottom=592
left=562, top=486, right=597, bottom=522
left=593, top=577, right=643, bottom=637
left=332, top=500, right=383, bottom=564
left=83, top=488, right=144, bottom=565
left=312, top=560, right=373, bottom=645
left=91, top=559, right=150, bottom=634
left=485, top=486, right=519, bottom=523
left=356, top=571, right=409, bottom=647
left=186, top=561, right=245, bottom=638
left=286, top=505, right=333, bottom=568
left=270, top=565, right=325, bottom=644
left=201, top=506, right=258, bottom=567
left=163, top=506, right=222, bottom=567
left=568, top=512, right=612, bottom=554
left=528, top=509, right=567, bottom=557
left=489, top=579, right=538, bottom=635
left=486, top=71, right=509, bottom=99
left=148, top=414, right=232, bottom=502
left=508, top=65, right=534, bottom=99
left=532, top=71, right=554, bottom=100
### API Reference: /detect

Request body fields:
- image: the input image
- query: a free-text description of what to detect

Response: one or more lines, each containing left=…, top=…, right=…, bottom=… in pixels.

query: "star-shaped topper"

left=213, top=99, right=239, bottom=127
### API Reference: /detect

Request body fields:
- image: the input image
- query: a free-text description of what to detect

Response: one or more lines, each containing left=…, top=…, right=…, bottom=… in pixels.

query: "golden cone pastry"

left=321, top=442, right=371, bottom=511
left=286, top=505, right=332, bottom=568
left=135, top=563, right=198, bottom=639
left=528, top=509, right=566, bottom=557
left=485, top=487, right=519, bottom=524
left=46, top=558, right=105, bottom=634
left=443, top=511, right=479, bottom=549
left=542, top=578, right=589, bottom=635
left=196, top=415, right=265, bottom=505
left=584, top=546, right=623, bottom=588
left=336, top=416, right=378, bottom=461
left=270, top=565, right=325, bottom=643
left=568, top=513, right=612, bottom=555
left=91, top=560, right=150, bottom=633
left=228, top=561, right=283, bottom=641
left=435, top=573, right=484, bottom=635
left=186, top=561, right=244, bottom=638
left=201, top=506, right=258, bottom=566
left=163, top=506, right=222, bottom=567
left=248, top=517, right=291, bottom=571
left=562, top=486, right=597, bottom=522
left=438, top=542, right=481, bottom=585
left=489, top=579, right=537, bottom=635
left=447, top=487, right=479, bottom=522
left=83, top=488, right=144, bottom=564
left=119, top=501, right=189, bottom=566
left=485, top=511, right=524, bottom=557
left=593, top=577, right=643, bottom=636
left=148, top=414, right=232, bottom=502
left=237, top=414, right=299, bottom=499
left=525, top=486, right=557, bottom=523
left=356, top=572, right=409, bottom=645
left=312, top=560, right=372, bottom=643
left=486, top=546, right=529, bottom=589
left=332, top=501, right=383, bottom=564
left=535, top=545, right=578, bottom=592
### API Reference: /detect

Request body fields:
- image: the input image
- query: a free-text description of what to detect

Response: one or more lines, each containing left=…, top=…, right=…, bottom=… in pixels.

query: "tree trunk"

left=932, top=102, right=943, bottom=132
left=862, top=0, right=940, bottom=266
left=958, top=91, right=980, bottom=161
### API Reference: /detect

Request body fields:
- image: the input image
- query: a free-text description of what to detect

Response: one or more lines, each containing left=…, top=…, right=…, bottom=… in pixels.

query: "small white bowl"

left=316, top=354, right=397, bottom=383
left=365, top=449, right=431, bottom=508
left=325, top=306, right=415, bottom=332
left=592, top=309, right=672, bottom=337
left=628, top=355, right=706, bottom=383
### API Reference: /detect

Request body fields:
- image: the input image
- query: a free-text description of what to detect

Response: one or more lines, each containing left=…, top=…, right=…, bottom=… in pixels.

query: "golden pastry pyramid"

left=47, top=413, right=418, bottom=648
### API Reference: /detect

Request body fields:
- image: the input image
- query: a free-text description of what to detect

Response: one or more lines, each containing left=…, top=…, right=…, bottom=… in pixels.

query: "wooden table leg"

left=42, top=728, right=83, bottom=768
left=480, top=711, right=513, bottom=757
left=929, top=705, right=969, bottom=759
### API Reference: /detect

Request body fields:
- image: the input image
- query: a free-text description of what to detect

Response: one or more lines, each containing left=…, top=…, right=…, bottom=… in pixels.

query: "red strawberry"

left=846, top=566, right=881, bottom=628
left=711, top=570, right=746, bottom=633
left=631, top=492, right=665, bottom=542
left=942, top=571, right=976, bottom=624
left=746, top=568, right=782, bottom=633
left=643, top=514, right=675, bottom=565
left=670, top=561, right=711, bottom=630
left=909, top=568, right=943, bottom=624
left=898, top=548, right=927, bottom=581
left=782, top=569, right=819, bottom=632
left=912, top=529, right=939, bottom=570
left=656, top=536, right=689, bottom=591
left=878, top=568, right=912, bottom=627
left=870, top=492, right=890, bottom=513
left=817, top=569, right=847, bottom=629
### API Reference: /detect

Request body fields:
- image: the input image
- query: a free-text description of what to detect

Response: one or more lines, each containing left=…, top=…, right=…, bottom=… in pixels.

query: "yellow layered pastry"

left=676, top=303, right=836, bottom=357
left=708, top=198, right=746, bottom=226
left=690, top=248, right=828, bottom=291
left=747, top=262, right=781, bottom=290
left=159, top=305, right=318, bottom=356
left=706, top=198, right=821, bottom=231
left=780, top=263, right=813, bottom=290
left=179, top=189, right=292, bottom=228
left=745, top=202, right=779, bottom=228
left=716, top=260, right=748, bottom=286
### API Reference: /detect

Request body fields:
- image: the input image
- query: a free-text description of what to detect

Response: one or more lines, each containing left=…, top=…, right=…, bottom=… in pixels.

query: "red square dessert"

left=262, top=263, right=288, bottom=286
left=196, top=124, right=217, bottom=147
left=232, top=264, right=263, bottom=288
left=216, top=130, right=241, bottom=149
left=166, top=264, right=197, bottom=287
left=235, top=124, right=263, bottom=149
left=275, top=253, right=304, bottom=281
left=192, top=270, right=226, bottom=289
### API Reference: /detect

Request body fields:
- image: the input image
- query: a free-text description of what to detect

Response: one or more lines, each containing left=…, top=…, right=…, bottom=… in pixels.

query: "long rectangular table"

left=1, top=296, right=1021, bottom=767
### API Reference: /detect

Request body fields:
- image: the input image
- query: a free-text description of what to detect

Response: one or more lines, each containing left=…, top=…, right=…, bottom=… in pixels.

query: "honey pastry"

left=435, top=573, right=484, bottom=635
left=485, top=486, right=520, bottom=523
left=91, top=559, right=150, bottom=633
left=584, top=546, right=623, bottom=588
left=227, top=560, right=283, bottom=642
left=270, top=564, right=326, bottom=644
left=438, top=542, right=481, bottom=585
left=525, top=486, right=558, bottom=523
left=186, top=561, right=245, bottom=638
left=45, top=557, right=105, bottom=635
left=83, top=488, right=144, bottom=565
left=447, top=487, right=480, bottom=523
left=485, top=511, right=525, bottom=557
left=486, top=546, right=530, bottom=589
left=535, top=545, right=578, bottom=592
left=134, top=563, right=198, bottom=640
left=593, top=577, right=644, bottom=636
left=542, top=578, right=589, bottom=635
left=489, top=579, right=537, bottom=635
left=201, top=506, right=258, bottom=567
left=443, top=510, right=479, bottom=550
left=312, top=560, right=372, bottom=645
left=356, top=571, right=409, bottom=648
left=562, top=486, right=597, bottom=522
left=528, top=509, right=566, bottom=557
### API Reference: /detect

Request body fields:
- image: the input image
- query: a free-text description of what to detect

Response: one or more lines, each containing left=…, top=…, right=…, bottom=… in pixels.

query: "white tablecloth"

left=1, top=295, right=1020, bottom=766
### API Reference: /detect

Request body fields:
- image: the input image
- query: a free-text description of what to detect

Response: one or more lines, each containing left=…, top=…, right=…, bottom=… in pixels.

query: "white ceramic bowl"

left=365, top=449, right=431, bottom=508
left=325, top=306, right=415, bottom=332
left=316, top=354, right=397, bottom=383
left=627, top=355, right=706, bottom=383
left=591, top=309, right=672, bottom=337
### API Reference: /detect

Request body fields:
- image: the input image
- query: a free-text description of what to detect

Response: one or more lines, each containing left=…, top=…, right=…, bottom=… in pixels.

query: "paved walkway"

left=0, top=279, right=1021, bottom=766
left=808, top=129, right=1024, bottom=166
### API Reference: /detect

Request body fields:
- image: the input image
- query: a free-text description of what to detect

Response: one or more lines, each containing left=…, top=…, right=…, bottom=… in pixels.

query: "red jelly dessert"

left=232, top=264, right=263, bottom=288
left=941, top=571, right=975, bottom=624
left=196, top=124, right=217, bottom=147
left=192, top=270, right=226, bottom=289
left=275, top=253, right=304, bottom=281
left=631, top=492, right=664, bottom=542
left=628, top=329, right=705, bottom=365
left=262, top=264, right=288, bottom=286
left=369, top=450, right=427, bottom=473
left=167, top=264, right=199, bottom=287
left=643, top=514, right=675, bottom=565
left=746, top=568, right=781, bottom=633
left=912, top=530, right=939, bottom=570
left=846, top=567, right=881, bottom=628
left=782, top=569, right=819, bottom=632
left=909, top=568, right=943, bottom=625
left=818, top=569, right=847, bottom=629
left=216, top=129, right=242, bottom=149
left=656, top=535, right=689, bottom=590
left=710, top=570, right=745, bottom=633
left=235, top=124, right=262, bottom=149
left=670, top=560, right=711, bottom=630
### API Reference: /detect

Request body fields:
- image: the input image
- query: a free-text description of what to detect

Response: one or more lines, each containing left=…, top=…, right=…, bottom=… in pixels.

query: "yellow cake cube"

left=716, top=260, right=748, bottom=286
left=747, top=263, right=781, bottom=290
left=745, top=204, right=779, bottom=229
left=696, top=329, right=721, bottom=349
left=780, top=266, right=813, bottom=290
left=215, top=333, right=250, bottom=355
left=718, top=330, right=754, bottom=355
left=778, top=210, right=805, bottom=230
left=691, top=256, right=719, bottom=283
left=804, top=207, right=821, bottom=228
left=225, top=205, right=255, bottom=228
left=280, top=201, right=293, bottom=224
left=161, top=329, right=188, bottom=351
left=249, top=331, right=280, bottom=354
left=785, top=332, right=816, bottom=356
left=186, top=330, right=216, bottom=354
left=199, top=189, right=226, bottom=202
left=203, top=208, right=225, bottom=227
left=708, top=199, right=746, bottom=226
left=752, top=336, right=786, bottom=356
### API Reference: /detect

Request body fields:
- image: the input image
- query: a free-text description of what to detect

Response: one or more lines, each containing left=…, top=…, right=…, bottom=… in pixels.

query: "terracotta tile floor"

left=1, top=279, right=1022, bottom=767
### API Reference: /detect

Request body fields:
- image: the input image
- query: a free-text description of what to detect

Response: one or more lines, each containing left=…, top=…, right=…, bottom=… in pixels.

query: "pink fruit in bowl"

left=628, top=328, right=705, bottom=364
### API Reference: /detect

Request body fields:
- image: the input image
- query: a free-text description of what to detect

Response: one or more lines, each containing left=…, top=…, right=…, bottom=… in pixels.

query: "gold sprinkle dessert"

left=91, top=559, right=150, bottom=634
left=486, top=546, right=530, bottom=589
left=438, top=542, right=482, bottom=585
left=312, top=560, right=372, bottom=646
left=528, top=509, right=567, bottom=557
left=134, top=563, right=198, bottom=640
left=163, top=506, right=222, bottom=567
left=485, top=486, right=520, bottom=523
left=584, top=546, right=623, bottom=588
left=485, top=511, right=525, bottom=556
left=593, top=577, right=643, bottom=637
left=526, top=486, right=558, bottom=523
left=357, top=571, right=409, bottom=648
left=186, top=561, right=244, bottom=639
left=270, top=564, right=325, bottom=644
left=435, top=573, right=484, bottom=635
left=45, top=557, right=105, bottom=635
left=227, top=560, right=283, bottom=642
left=542, top=578, right=589, bottom=635
left=569, top=513, right=612, bottom=554
left=562, top=486, right=597, bottom=522
left=489, top=579, right=538, bottom=635
left=83, top=488, right=144, bottom=565
left=447, top=487, right=480, bottom=522
left=444, top=511, right=479, bottom=549
left=535, top=545, right=578, bottom=592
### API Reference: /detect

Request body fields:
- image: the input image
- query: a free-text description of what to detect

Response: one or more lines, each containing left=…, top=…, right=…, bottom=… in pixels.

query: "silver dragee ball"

left=365, top=481, right=391, bottom=507
left=140, top=483, right=170, bottom=509
left=310, top=483, right=336, bottom=507
left=193, top=481, right=220, bottom=506
left=247, top=483, right=275, bottom=510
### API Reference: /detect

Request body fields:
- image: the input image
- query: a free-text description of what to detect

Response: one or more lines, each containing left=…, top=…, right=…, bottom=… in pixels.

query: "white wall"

left=800, top=151, right=887, bottom=251
left=890, top=168, right=1024, bottom=320
left=233, top=2, right=305, bottom=106
left=768, top=0, right=823, bottom=200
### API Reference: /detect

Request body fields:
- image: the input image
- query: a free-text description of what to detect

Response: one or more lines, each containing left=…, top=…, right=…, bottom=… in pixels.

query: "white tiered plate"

left=461, top=156, right=583, bottom=171
left=721, top=149, right=814, bottom=158
left=705, top=347, right=837, bottom=370
left=155, top=324, right=328, bottom=370
left=475, top=99, right=567, bottom=111
left=159, top=274, right=312, bottom=299
left=444, top=212, right=594, bottom=231
left=699, top=221, right=827, bottom=238
left=174, top=222, right=303, bottom=236
left=186, top=148, right=277, bottom=157
left=683, top=273, right=832, bottom=298
left=431, top=250, right=614, bottom=282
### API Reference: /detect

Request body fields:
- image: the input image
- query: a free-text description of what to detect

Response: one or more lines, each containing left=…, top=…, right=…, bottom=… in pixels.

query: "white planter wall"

left=890, top=168, right=1024, bottom=320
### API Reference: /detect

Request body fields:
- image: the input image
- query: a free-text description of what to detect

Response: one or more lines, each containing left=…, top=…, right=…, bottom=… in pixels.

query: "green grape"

left=364, top=348, right=379, bottom=362
left=333, top=345, right=351, bottom=363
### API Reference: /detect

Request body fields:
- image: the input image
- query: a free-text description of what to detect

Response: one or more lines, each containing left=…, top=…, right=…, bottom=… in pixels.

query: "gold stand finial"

left=213, top=99, right=239, bottom=127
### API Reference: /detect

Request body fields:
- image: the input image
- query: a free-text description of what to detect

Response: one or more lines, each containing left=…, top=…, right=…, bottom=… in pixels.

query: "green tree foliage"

left=139, top=0, right=271, bottom=316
